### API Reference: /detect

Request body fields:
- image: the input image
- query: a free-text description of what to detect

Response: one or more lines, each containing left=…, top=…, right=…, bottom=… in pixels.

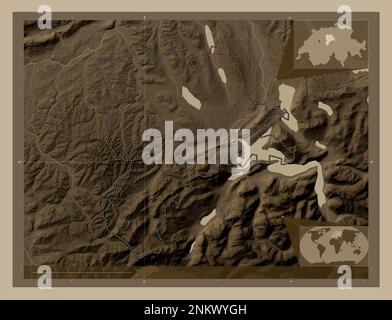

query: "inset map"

left=294, top=20, right=368, bottom=69
left=300, top=226, right=368, bottom=266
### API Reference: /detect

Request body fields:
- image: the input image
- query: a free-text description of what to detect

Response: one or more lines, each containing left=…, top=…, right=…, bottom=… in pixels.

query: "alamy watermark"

left=37, top=265, right=52, bottom=289
left=337, top=5, right=352, bottom=30
left=337, top=265, right=352, bottom=289
left=142, top=121, right=251, bottom=176
left=37, top=5, right=52, bottom=30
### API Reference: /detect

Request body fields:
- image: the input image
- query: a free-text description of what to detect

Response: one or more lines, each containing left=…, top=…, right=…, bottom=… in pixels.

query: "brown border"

left=13, top=11, right=380, bottom=287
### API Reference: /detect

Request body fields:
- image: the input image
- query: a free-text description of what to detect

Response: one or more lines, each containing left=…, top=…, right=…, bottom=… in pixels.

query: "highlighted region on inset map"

left=296, top=24, right=366, bottom=67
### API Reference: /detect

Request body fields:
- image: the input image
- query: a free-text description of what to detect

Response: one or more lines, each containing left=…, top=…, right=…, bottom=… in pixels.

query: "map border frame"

left=13, top=11, right=380, bottom=287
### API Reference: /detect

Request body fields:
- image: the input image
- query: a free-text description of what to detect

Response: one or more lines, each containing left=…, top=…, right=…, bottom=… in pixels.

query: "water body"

left=267, top=160, right=326, bottom=207
left=201, top=209, right=216, bottom=226
left=279, top=84, right=298, bottom=132
left=352, top=68, right=368, bottom=74
left=315, top=141, right=327, bottom=150
left=205, top=25, right=215, bottom=54
left=189, top=240, right=197, bottom=253
left=228, top=154, right=251, bottom=181
left=250, top=128, right=286, bottom=162
left=218, top=68, right=227, bottom=83
left=318, top=101, right=333, bottom=116
left=182, top=86, right=202, bottom=110
left=228, top=128, right=285, bottom=181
